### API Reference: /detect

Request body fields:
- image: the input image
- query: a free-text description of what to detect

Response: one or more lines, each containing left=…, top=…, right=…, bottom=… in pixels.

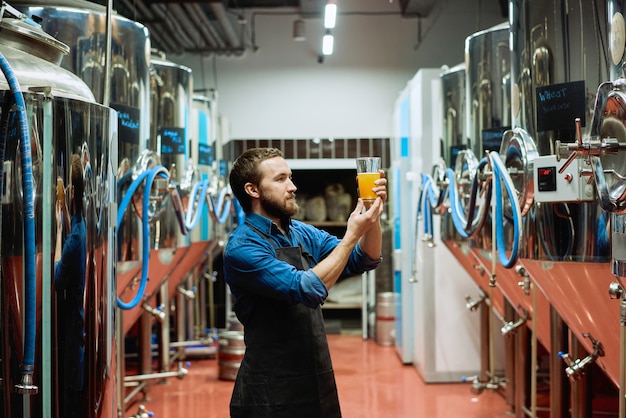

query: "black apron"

left=230, top=222, right=342, bottom=418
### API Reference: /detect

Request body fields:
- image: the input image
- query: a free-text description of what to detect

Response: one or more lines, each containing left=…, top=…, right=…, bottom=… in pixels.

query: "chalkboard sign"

left=159, top=127, right=185, bottom=154
left=198, top=143, right=214, bottom=166
left=110, top=102, right=140, bottom=145
left=482, top=126, right=509, bottom=154
left=536, top=80, right=585, bottom=132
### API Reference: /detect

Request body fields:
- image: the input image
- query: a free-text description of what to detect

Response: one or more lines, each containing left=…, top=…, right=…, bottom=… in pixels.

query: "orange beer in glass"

left=356, top=157, right=381, bottom=203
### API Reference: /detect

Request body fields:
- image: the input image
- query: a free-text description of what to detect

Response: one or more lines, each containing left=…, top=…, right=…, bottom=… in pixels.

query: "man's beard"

left=260, top=193, right=298, bottom=223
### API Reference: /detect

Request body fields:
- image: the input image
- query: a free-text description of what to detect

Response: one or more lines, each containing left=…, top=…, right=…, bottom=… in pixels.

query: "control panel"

left=533, top=154, right=595, bottom=202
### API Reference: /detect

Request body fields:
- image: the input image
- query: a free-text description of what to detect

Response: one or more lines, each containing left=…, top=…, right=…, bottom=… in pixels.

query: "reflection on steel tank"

left=0, top=7, right=117, bottom=418
left=12, top=0, right=152, bottom=268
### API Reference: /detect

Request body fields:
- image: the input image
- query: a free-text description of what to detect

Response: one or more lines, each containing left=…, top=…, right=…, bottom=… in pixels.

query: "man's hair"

left=71, top=153, right=84, bottom=215
left=229, top=147, right=283, bottom=213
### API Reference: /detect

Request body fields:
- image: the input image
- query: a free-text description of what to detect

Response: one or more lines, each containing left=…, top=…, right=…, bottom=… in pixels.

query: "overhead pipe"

left=118, top=0, right=178, bottom=53
left=167, top=3, right=206, bottom=49
left=183, top=3, right=220, bottom=48
left=208, top=1, right=242, bottom=49
left=151, top=3, right=196, bottom=49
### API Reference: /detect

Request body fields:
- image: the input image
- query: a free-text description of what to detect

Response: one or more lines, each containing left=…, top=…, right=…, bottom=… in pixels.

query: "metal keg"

left=375, top=292, right=395, bottom=346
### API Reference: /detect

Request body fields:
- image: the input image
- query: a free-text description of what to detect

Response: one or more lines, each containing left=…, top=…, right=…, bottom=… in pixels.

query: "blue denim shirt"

left=224, top=213, right=381, bottom=322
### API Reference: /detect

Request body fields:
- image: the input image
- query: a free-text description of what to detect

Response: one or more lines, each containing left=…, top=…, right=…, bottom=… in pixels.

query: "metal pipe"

left=124, top=363, right=188, bottom=383
left=209, top=2, right=241, bottom=49
left=619, top=297, right=626, bottom=418
left=530, top=283, right=537, bottom=417
left=123, top=381, right=147, bottom=406
left=151, top=3, right=195, bottom=50
left=167, top=3, right=205, bottom=48
left=159, top=282, right=171, bottom=373
left=103, top=0, right=112, bottom=107
left=183, top=4, right=219, bottom=48
left=514, top=319, right=528, bottom=418
left=549, top=306, right=568, bottom=418
left=117, top=308, right=125, bottom=418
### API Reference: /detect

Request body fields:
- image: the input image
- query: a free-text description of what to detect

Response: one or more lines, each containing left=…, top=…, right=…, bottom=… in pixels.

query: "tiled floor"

left=126, top=334, right=513, bottom=418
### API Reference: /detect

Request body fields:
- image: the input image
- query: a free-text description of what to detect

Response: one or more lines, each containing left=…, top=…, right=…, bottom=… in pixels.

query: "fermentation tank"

left=504, top=0, right=619, bottom=389
left=11, top=0, right=153, bottom=304
left=0, top=8, right=117, bottom=418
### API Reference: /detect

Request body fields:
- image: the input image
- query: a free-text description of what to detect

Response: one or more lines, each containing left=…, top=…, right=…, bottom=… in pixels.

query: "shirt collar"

left=245, top=212, right=292, bottom=236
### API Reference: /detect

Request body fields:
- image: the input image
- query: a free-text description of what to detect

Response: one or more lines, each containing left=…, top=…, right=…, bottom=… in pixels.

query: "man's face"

left=257, top=156, right=298, bottom=218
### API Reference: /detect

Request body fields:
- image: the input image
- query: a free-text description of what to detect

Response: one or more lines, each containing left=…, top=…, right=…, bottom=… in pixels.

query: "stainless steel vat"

left=0, top=12, right=117, bottom=418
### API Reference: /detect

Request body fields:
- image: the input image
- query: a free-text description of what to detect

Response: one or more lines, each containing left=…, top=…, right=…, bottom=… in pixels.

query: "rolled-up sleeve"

left=224, top=230, right=329, bottom=309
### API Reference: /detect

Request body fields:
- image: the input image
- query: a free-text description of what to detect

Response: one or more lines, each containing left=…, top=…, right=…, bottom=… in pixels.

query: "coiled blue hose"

left=419, top=174, right=436, bottom=237
left=445, top=167, right=471, bottom=239
left=116, top=165, right=169, bottom=310
left=208, top=186, right=232, bottom=224
left=0, top=52, right=37, bottom=385
left=184, top=179, right=209, bottom=231
left=489, top=151, right=522, bottom=268
left=231, top=195, right=246, bottom=227
left=445, top=152, right=521, bottom=268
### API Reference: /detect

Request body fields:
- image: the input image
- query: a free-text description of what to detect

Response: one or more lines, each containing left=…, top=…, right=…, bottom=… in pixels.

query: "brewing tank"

left=0, top=13, right=117, bottom=418
left=12, top=0, right=152, bottom=271
left=508, top=0, right=609, bottom=262
left=505, top=0, right=620, bottom=388
left=150, top=50, right=192, bottom=249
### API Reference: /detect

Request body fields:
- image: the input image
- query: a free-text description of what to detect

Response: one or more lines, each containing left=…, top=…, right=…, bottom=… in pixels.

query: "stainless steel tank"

left=440, top=63, right=467, bottom=168
left=0, top=12, right=117, bottom=418
left=506, top=0, right=619, bottom=387
left=150, top=50, right=192, bottom=250
left=460, top=17, right=552, bottom=367
left=11, top=0, right=152, bottom=264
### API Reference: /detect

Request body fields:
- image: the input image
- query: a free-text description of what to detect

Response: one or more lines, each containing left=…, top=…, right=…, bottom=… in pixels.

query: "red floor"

left=127, top=334, right=513, bottom=418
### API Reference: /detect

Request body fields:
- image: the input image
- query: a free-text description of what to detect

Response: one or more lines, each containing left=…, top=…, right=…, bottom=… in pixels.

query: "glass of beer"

left=356, top=157, right=381, bottom=204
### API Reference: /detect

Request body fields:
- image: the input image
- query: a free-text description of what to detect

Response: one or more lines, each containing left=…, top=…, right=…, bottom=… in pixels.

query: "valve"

left=558, top=333, right=605, bottom=381
left=464, top=293, right=486, bottom=312
left=128, top=404, right=154, bottom=418
left=142, top=303, right=166, bottom=321
left=461, top=373, right=505, bottom=395
left=515, top=265, right=530, bottom=296
left=501, top=307, right=528, bottom=337
left=177, top=285, right=196, bottom=300
left=422, top=232, right=435, bottom=247
left=609, top=281, right=624, bottom=299
left=14, top=367, right=38, bottom=394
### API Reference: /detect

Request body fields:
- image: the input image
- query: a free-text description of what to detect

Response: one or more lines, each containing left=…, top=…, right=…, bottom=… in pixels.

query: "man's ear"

left=244, top=182, right=259, bottom=198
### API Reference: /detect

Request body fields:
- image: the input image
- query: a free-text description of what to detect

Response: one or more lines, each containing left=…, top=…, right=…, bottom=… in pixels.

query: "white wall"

left=177, top=0, right=505, bottom=140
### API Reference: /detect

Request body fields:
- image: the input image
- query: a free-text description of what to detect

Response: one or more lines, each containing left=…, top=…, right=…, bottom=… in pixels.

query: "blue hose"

left=231, top=196, right=246, bottom=227
left=208, top=187, right=232, bottom=224
left=184, top=179, right=209, bottom=231
left=445, top=168, right=471, bottom=239
left=0, top=52, right=37, bottom=384
left=489, top=151, right=522, bottom=268
left=116, top=165, right=169, bottom=310
left=419, top=174, right=435, bottom=237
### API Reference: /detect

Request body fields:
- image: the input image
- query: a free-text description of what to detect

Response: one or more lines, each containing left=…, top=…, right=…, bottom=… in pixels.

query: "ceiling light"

left=322, top=32, right=334, bottom=55
left=293, top=19, right=305, bottom=41
left=324, top=0, right=337, bottom=29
